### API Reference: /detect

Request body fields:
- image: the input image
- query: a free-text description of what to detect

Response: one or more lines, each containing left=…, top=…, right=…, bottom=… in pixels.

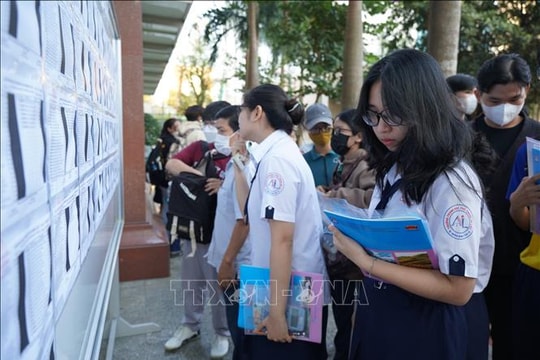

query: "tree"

left=204, top=1, right=347, bottom=102
left=341, top=0, right=363, bottom=109
left=363, top=1, right=539, bottom=117
left=427, top=1, right=461, bottom=77
left=246, top=1, right=259, bottom=90
left=263, top=1, right=347, bottom=102
left=174, top=25, right=213, bottom=113
left=144, top=113, right=161, bottom=146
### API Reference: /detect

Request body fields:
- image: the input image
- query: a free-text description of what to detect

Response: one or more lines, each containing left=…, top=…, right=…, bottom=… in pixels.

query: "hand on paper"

left=316, top=185, right=329, bottom=195
left=509, top=173, right=540, bottom=230
left=205, top=178, right=223, bottom=195
left=328, top=224, right=369, bottom=270
left=510, top=173, right=540, bottom=208
left=255, top=312, right=293, bottom=343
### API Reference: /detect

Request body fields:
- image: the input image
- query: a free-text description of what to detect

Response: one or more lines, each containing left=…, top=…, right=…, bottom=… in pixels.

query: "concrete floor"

left=100, top=254, right=338, bottom=360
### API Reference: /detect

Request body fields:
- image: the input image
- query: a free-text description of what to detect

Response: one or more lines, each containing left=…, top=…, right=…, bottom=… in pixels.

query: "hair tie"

left=287, top=102, right=300, bottom=113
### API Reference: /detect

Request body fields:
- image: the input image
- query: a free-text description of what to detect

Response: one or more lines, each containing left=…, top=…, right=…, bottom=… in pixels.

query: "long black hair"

left=160, top=118, right=179, bottom=138
left=356, top=49, right=476, bottom=205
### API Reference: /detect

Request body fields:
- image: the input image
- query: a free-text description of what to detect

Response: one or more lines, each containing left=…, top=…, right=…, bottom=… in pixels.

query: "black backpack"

left=145, top=140, right=166, bottom=186
left=166, top=141, right=226, bottom=244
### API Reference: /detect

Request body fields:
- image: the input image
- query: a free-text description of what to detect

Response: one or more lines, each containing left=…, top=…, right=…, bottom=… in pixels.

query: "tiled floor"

left=102, top=254, right=337, bottom=360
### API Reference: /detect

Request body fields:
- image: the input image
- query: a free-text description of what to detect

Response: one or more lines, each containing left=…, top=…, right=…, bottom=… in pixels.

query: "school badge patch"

left=264, top=172, right=284, bottom=195
left=443, top=204, right=473, bottom=240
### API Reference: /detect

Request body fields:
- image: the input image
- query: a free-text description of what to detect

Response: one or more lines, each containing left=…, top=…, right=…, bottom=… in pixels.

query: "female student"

left=318, top=108, right=375, bottom=360
left=331, top=49, right=494, bottom=359
left=238, top=84, right=328, bottom=359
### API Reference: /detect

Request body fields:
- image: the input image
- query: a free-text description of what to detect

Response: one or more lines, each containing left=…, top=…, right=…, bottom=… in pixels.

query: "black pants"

left=512, top=263, right=540, bottom=360
left=224, top=283, right=249, bottom=360
left=484, top=273, right=514, bottom=360
left=243, top=306, right=328, bottom=360
left=330, top=279, right=359, bottom=360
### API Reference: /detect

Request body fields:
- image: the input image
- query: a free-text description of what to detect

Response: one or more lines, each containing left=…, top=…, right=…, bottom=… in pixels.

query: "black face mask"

left=331, top=133, right=350, bottom=156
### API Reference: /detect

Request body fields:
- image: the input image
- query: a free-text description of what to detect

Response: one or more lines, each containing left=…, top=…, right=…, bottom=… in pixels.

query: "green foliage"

left=204, top=1, right=347, bottom=101
left=363, top=0, right=539, bottom=111
left=203, top=1, right=248, bottom=64
left=144, top=113, right=162, bottom=146
left=264, top=1, right=347, bottom=101
left=203, top=0, right=539, bottom=114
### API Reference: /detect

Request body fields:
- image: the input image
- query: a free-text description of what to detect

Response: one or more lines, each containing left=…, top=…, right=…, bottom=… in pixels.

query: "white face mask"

left=213, top=133, right=232, bottom=156
left=458, top=95, right=478, bottom=115
left=481, top=102, right=524, bottom=127
left=203, top=124, right=218, bottom=142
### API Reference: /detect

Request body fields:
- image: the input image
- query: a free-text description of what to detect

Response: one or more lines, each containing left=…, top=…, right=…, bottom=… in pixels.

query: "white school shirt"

left=369, top=162, right=494, bottom=293
left=246, top=130, right=327, bottom=278
left=206, top=160, right=254, bottom=269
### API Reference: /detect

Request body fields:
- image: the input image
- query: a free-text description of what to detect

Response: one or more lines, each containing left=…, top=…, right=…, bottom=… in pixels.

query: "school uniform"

left=172, top=140, right=230, bottom=338
left=244, top=130, right=328, bottom=360
left=349, top=161, right=494, bottom=360
left=206, top=160, right=253, bottom=271
left=324, top=148, right=375, bottom=360
left=206, top=160, right=253, bottom=360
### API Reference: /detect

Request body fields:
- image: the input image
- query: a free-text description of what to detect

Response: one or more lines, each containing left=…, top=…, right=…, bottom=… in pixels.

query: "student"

left=506, top=142, right=540, bottom=360
left=168, top=101, right=230, bottom=257
left=331, top=49, right=494, bottom=359
left=203, top=101, right=232, bottom=142
left=163, top=104, right=234, bottom=358
left=154, top=117, right=182, bottom=252
left=471, top=53, right=540, bottom=360
left=205, top=106, right=254, bottom=360
left=238, top=84, right=328, bottom=359
left=179, top=104, right=206, bottom=148
left=303, top=103, right=340, bottom=187
left=318, top=108, right=375, bottom=360
left=446, top=73, right=479, bottom=120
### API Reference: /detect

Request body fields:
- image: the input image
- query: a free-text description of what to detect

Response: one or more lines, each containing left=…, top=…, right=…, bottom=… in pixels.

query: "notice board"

left=1, top=1, right=123, bottom=359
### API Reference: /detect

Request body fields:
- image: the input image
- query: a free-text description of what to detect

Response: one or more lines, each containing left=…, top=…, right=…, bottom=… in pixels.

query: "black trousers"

left=243, top=305, right=328, bottom=360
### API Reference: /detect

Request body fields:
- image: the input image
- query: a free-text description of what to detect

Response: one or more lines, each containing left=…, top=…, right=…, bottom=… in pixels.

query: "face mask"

left=203, top=124, right=218, bottom=142
left=213, top=133, right=232, bottom=156
left=331, top=133, right=350, bottom=156
left=458, top=95, right=478, bottom=115
left=309, top=132, right=332, bottom=147
left=481, top=102, right=523, bottom=127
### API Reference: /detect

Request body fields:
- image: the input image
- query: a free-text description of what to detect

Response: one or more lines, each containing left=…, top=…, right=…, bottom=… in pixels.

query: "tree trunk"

left=427, top=1, right=462, bottom=77
left=246, top=2, right=259, bottom=90
left=341, top=0, right=363, bottom=110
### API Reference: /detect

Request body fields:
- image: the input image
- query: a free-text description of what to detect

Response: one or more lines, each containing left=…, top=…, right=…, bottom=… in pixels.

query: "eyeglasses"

left=362, top=109, right=403, bottom=127
left=309, top=126, right=333, bottom=134
left=333, top=128, right=353, bottom=136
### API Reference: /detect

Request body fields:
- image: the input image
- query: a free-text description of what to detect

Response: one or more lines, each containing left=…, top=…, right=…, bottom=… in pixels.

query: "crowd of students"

left=155, top=49, right=539, bottom=360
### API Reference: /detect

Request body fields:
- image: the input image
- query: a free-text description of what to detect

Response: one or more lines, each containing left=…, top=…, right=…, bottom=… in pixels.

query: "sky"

left=149, top=1, right=387, bottom=111
left=151, top=1, right=244, bottom=107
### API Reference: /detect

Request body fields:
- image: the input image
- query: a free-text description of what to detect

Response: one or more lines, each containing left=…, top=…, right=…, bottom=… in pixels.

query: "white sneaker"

left=164, top=326, right=199, bottom=351
left=210, top=334, right=229, bottom=358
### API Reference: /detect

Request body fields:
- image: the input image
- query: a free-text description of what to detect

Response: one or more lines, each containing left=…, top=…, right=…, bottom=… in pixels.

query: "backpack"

left=145, top=139, right=166, bottom=186
left=166, top=141, right=226, bottom=249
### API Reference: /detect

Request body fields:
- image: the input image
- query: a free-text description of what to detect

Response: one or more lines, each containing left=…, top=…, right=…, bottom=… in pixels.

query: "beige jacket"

left=326, top=148, right=375, bottom=209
